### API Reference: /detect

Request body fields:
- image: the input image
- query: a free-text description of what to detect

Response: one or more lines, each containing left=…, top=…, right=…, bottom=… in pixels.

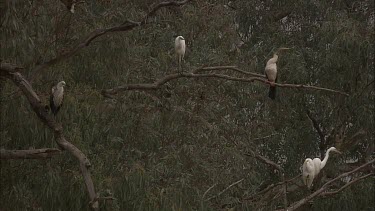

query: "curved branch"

left=29, top=0, right=191, bottom=80
left=102, top=66, right=349, bottom=97
left=0, top=148, right=61, bottom=159
left=0, top=63, right=99, bottom=210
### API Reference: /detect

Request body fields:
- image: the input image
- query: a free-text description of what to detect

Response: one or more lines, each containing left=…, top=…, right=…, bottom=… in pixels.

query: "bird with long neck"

left=302, top=147, right=341, bottom=189
left=50, top=81, right=66, bottom=116
left=264, top=47, right=289, bottom=100
left=175, top=36, right=186, bottom=72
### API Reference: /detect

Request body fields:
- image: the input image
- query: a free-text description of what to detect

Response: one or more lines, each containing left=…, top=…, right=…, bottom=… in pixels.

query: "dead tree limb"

left=102, top=66, right=349, bottom=97
left=320, top=173, right=374, bottom=196
left=205, top=178, right=244, bottom=202
left=244, top=150, right=288, bottom=210
left=0, top=63, right=99, bottom=210
left=286, top=159, right=375, bottom=211
left=0, top=148, right=61, bottom=159
left=29, top=0, right=191, bottom=80
left=305, top=108, right=325, bottom=144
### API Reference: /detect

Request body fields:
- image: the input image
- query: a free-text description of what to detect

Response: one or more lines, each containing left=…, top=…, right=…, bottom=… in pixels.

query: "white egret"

left=175, top=36, right=186, bottom=72
left=264, top=47, right=289, bottom=99
left=302, top=147, right=341, bottom=189
left=50, top=81, right=66, bottom=116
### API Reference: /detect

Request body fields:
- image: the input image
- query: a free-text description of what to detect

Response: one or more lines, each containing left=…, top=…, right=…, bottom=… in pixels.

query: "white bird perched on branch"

left=302, top=147, right=341, bottom=189
left=175, top=35, right=186, bottom=72
left=50, top=81, right=66, bottom=116
left=264, top=47, right=290, bottom=100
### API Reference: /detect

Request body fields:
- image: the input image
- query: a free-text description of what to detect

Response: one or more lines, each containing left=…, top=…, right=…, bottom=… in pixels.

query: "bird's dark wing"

left=268, top=76, right=277, bottom=100
left=50, top=94, right=57, bottom=115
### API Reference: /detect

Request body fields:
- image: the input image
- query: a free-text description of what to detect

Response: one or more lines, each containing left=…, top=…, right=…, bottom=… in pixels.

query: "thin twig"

left=205, top=179, right=244, bottom=201
left=202, top=183, right=217, bottom=200
left=320, top=173, right=374, bottom=196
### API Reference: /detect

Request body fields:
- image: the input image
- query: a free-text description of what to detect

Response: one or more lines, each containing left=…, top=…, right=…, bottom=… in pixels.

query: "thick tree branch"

left=287, top=159, right=375, bottom=211
left=102, top=66, right=349, bottom=97
left=244, top=150, right=288, bottom=210
left=29, top=0, right=191, bottom=80
left=0, top=63, right=99, bottom=210
left=0, top=148, right=61, bottom=159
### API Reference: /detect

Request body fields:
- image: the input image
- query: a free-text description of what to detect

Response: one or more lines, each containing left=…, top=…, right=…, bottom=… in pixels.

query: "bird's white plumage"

left=52, top=81, right=65, bottom=107
left=265, top=54, right=278, bottom=82
left=302, top=147, right=341, bottom=189
left=175, top=36, right=186, bottom=67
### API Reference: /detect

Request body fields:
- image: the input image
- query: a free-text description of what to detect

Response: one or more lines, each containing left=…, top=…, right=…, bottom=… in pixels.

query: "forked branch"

left=0, top=63, right=99, bottom=210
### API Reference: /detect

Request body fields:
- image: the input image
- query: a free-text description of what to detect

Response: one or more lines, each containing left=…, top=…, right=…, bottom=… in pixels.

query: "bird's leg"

left=178, top=56, right=183, bottom=74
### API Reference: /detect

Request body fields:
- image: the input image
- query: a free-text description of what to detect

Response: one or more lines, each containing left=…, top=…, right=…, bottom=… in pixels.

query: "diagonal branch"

left=29, top=0, right=191, bottom=80
left=205, top=178, right=244, bottom=201
left=244, top=150, right=288, bottom=210
left=243, top=174, right=301, bottom=202
left=244, top=150, right=283, bottom=172
left=305, top=107, right=325, bottom=144
left=0, top=148, right=61, bottom=159
left=0, top=63, right=99, bottom=210
left=320, top=173, right=374, bottom=196
left=287, top=159, right=375, bottom=211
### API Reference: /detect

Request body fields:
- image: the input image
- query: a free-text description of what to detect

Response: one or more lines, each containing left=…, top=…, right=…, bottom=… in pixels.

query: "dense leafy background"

left=1, top=0, right=374, bottom=210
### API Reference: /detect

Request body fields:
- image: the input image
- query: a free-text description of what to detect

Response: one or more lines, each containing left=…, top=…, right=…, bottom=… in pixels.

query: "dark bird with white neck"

left=50, top=81, right=66, bottom=116
left=264, top=47, right=290, bottom=100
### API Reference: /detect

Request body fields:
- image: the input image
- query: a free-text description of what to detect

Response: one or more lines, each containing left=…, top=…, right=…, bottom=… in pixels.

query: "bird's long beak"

left=335, top=150, right=342, bottom=154
left=278, top=47, right=291, bottom=51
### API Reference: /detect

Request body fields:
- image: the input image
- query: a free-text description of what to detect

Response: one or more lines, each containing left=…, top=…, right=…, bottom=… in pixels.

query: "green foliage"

left=1, top=0, right=374, bottom=210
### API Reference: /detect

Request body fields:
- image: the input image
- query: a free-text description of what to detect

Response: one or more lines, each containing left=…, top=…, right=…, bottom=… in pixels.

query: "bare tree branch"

left=305, top=107, right=325, bottom=144
left=320, top=173, right=374, bottom=196
left=202, top=183, right=218, bottom=201
left=287, top=159, right=375, bottom=211
left=29, top=0, right=191, bottom=81
left=0, top=148, right=61, bottom=159
left=243, top=174, right=301, bottom=202
left=193, top=65, right=265, bottom=78
left=205, top=178, right=244, bottom=201
left=0, top=63, right=99, bottom=210
left=102, top=66, right=349, bottom=97
left=244, top=150, right=283, bottom=172
left=244, top=150, right=288, bottom=210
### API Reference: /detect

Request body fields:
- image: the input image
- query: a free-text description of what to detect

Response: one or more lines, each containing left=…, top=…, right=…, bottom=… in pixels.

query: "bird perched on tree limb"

left=175, top=36, right=186, bottom=72
left=264, top=47, right=290, bottom=99
left=50, top=81, right=66, bottom=116
left=302, top=147, right=341, bottom=189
